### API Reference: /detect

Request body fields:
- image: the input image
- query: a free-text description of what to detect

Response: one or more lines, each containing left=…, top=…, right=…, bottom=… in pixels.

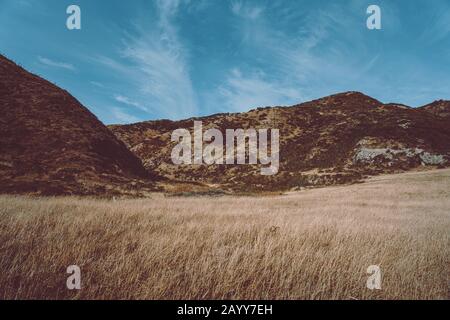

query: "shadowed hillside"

left=0, top=55, right=155, bottom=196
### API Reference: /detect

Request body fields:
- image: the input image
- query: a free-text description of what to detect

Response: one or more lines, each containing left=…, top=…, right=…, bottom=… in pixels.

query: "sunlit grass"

left=0, top=169, right=449, bottom=300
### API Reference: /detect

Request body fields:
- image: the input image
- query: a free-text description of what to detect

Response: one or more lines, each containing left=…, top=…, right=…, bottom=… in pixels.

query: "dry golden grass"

left=0, top=169, right=449, bottom=300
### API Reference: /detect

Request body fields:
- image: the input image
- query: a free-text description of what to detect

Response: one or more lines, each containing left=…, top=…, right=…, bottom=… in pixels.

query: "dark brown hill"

left=110, top=91, right=450, bottom=192
left=0, top=55, right=153, bottom=196
left=419, top=100, right=450, bottom=119
left=2, top=53, right=448, bottom=194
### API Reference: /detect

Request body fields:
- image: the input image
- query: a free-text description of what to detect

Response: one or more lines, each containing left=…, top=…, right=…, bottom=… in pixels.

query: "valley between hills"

left=1, top=54, right=449, bottom=196
left=1, top=54, right=449, bottom=300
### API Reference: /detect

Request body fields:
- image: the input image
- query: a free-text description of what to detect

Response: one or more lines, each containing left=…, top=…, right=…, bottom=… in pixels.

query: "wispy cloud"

left=94, top=0, right=197, bottom=120
left=90, top=81, right=104, bottom=88
left=114, top=94, right=147, bottom=112
left=231, top=1, right=264, bottom=20
left=221, top=2, right=375, bottom=107
left=38, top=56, right=75, bottom=71
left=218, top=68, right=303, bottom=112
left=111, top=107, right=141, bottom=124
left=420, top=8, right=450, bottom=44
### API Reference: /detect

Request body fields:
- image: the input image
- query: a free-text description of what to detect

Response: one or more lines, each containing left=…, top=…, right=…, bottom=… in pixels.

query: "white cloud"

left=95, top=0, right=197, bottom=120
left=111, top=107, right=140, bottom=124
left=218, top=68, right=304, bottom=112
left=114, top=94, right=148, bottom=112
left=420, top=8, right=450, bottom=44
left=90, top=81, right=104, bottom=88
left=231, top=1, right=264, bottom=20
left=38, top=56, right=75, bottom=71
left=222, top=3, right=375, bottom=107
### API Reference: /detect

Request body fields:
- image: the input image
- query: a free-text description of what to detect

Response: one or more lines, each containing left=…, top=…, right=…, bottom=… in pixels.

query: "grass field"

left=0, top=169, right=449, bottom=300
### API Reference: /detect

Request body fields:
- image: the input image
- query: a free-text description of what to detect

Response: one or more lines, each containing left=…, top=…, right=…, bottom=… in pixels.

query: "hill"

left=110, top=92, right=450, bottom=191
left=0, top=55, right=154, bottom=196
left=419, top=100, right=450, bottom=119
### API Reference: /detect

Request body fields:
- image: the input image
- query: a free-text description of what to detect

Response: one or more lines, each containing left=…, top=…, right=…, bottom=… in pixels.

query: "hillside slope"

left=419, top=100, right=450, bottom=119
left=0, top=55, right=153, bottom=196
left=111, top=92, right=450, bottom=191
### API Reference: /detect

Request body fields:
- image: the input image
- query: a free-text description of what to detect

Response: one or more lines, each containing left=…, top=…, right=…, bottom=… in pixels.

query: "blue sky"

left=1, top=0, right=450, bottom=124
